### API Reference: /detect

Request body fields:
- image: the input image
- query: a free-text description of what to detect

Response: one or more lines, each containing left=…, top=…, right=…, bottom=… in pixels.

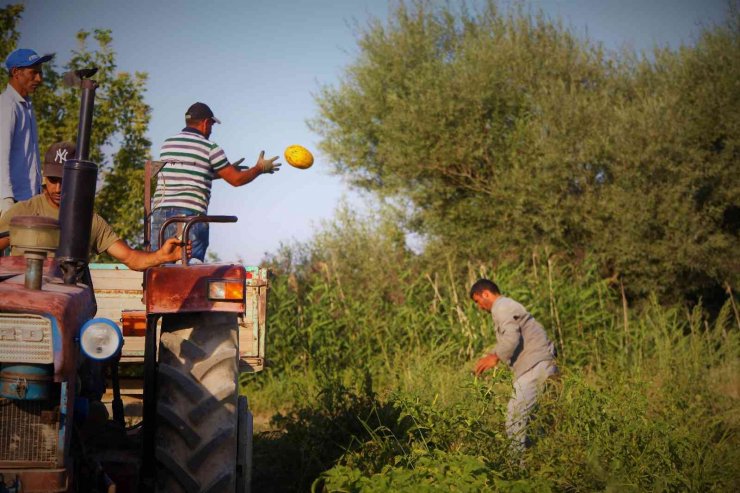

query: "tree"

left=312, top=1, right=617, bottom=264
left=580, top=17, right=740, bottom=302
left=312, top=0, right=739, bottom=301
left=1, top=5, right=151, bottom=248
left=0, top=4, right=22, bottom=62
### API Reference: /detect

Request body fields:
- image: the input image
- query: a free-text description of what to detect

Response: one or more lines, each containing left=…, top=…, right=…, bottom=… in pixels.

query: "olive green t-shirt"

left=0, top=194, right=120, bottom=256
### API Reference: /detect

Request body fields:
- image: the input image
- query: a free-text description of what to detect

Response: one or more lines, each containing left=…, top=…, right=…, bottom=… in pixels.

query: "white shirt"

left=0, top=83, right=42, bottom=201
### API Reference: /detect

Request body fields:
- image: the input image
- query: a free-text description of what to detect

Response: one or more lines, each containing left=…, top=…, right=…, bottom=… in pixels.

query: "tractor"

left=0, top=68, right=267, bottom=492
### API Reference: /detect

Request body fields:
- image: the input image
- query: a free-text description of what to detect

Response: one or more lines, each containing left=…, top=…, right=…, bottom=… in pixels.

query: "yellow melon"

left=284, top=145, right=314, bottom=169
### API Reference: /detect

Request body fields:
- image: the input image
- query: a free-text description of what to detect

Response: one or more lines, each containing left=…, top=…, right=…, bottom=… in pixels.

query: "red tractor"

left=0, top=69, right=266, bottom=492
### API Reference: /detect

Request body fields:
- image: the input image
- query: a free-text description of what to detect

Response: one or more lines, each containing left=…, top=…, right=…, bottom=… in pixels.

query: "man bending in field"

left=471, top=278, right=558, bottom=453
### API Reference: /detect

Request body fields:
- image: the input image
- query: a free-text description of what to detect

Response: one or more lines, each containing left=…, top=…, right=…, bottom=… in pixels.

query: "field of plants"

left=229, top=2, right=739, bottom=490
left=241, top=207, right=739, bottom=492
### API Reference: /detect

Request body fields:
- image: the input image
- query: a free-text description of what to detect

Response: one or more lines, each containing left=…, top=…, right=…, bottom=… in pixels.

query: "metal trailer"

left=91, top=263, right=267, bottom=393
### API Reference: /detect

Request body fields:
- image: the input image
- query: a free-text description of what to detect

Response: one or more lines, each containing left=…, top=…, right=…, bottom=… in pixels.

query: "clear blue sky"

left=10, top=0, right=729, bottom=263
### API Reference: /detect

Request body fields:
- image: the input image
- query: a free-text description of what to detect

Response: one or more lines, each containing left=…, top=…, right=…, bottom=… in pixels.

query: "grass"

left=245, top=315, right=737, bottom=489
left=240, top=230, right=739, bottom=491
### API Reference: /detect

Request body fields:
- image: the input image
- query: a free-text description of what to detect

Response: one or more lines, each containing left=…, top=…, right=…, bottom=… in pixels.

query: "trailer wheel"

left=155, top=312, right=239, bottom=493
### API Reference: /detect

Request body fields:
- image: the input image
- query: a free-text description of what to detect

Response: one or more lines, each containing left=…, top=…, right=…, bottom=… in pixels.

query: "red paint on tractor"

left=145, top=263, right=246, bottom=314
left=0, top=257, right=96, bottom=381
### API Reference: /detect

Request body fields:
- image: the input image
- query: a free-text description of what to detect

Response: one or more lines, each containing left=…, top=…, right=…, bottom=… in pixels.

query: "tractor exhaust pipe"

left=24, top=256, right=43, bottom=290
left=57, top=70, right=99, bottom=285
left=74, top=75, right=96, bottom=161
left=57, top=158, right=98, bottom=284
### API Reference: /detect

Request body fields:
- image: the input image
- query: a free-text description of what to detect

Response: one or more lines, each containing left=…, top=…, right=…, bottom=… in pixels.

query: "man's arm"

left=473, top=319, right=520, bottom=376
left=105, top=237, right=183, bottom=272
left=0, top=236, right=185, bottom=268
left=212, top=157, right=244, bottom=181
left=216, top=151, right=280, bottom=187
left=492, top=314, right=524, bottom=363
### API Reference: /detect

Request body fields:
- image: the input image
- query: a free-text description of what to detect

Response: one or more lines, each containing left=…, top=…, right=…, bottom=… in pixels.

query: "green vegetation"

left=244, top=205, right=739, bottom=492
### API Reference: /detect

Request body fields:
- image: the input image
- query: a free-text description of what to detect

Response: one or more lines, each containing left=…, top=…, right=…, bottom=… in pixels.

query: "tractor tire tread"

left=202, top=471, right=233, bottom=493
left=155, top=445, right=200, bottom=493
left=161, top=331, right=208, bottom=361
left=190, top=347, right=238, bottom=380
left=187, top=381, right=237, bottom=424
left=157, top=401, right=202, bottom=448
left=155, top=312, right=239, bottom=493
left=187, top=426, right=234, bottom=470
left=158, top=362, right=205, bottom=402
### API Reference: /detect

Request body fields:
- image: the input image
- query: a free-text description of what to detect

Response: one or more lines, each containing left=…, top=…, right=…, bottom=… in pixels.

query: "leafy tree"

left=0, top=4, right=22, bottom=61
left=1, top=5, right=151, bottom=248
left=312, top=0, right=739, bottom=301
left=596, top=18, right=740, bottom=301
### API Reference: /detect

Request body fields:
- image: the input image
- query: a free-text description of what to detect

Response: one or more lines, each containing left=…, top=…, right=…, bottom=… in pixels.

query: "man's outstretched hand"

left=256, top=150, right=281, bottom=174
left=474, top=353, right=499, bottom=376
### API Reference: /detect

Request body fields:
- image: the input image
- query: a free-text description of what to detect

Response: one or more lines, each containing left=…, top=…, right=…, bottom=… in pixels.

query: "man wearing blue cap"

left=0, top=48, right=54, bottom=216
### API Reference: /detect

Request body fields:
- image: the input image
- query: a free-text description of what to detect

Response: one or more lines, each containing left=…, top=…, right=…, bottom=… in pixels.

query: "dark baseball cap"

left=5, top=49, right=54, bottom=70
left=185, top=102, right=221, bottom=124
left=43, top=142, right=76, bottom=178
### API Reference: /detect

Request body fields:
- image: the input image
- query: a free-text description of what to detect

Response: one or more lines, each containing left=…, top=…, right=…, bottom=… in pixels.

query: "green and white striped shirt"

left=153, top=128, right=229, bottom=214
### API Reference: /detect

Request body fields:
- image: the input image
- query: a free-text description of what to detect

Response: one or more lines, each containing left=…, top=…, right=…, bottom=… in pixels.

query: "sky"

left=9, top=0, right=730, bottom=264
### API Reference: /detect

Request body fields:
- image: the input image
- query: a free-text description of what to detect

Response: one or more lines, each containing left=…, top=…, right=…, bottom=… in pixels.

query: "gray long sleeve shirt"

left=489, top=296, right=556, bottom=379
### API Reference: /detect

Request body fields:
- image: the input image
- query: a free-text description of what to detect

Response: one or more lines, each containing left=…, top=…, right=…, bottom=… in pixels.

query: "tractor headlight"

left=79, top=318, right=122, bottom=361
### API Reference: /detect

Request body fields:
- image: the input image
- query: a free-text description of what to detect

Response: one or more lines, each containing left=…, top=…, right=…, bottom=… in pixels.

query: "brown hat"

left=43, top=142, right=76, bottom=178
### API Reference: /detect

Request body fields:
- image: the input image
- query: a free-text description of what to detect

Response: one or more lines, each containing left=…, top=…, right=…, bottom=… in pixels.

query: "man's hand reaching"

left=256, top=150, right=281, bottom=174
left=474, top=353, right=499, bottom=376
left=217, top=152, right=278, bottom=186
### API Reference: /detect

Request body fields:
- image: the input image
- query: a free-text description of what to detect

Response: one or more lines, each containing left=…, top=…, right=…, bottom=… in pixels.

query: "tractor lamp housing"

left=79, top=318, right=122, bottom=361
left=208, top=279, right=244, bottom=301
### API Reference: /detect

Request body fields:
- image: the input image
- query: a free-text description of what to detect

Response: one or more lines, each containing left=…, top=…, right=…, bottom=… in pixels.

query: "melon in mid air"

left=284, top=145, right=314, bottom=169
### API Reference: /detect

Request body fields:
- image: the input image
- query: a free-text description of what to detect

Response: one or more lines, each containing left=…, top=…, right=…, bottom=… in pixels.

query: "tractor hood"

left=0, top=257, right=96, bottom=381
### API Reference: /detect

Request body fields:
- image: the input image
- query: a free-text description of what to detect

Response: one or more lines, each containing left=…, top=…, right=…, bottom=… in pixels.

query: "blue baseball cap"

left=5, top=49, right=54, bottom=70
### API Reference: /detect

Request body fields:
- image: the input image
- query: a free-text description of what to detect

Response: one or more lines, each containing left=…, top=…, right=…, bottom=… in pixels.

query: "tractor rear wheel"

left=155, top=312, right=239, bottom=493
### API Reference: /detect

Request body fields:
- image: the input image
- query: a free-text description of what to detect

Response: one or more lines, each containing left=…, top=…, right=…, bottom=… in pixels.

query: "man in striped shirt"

left=151, top=102, right=281, bottom=261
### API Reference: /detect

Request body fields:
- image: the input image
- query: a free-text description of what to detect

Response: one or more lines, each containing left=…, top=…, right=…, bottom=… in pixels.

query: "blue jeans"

left=150, top=207, right=208, bottom=262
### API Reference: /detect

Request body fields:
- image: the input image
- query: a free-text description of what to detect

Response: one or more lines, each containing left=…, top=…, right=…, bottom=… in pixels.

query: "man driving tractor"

left=0, top=141, right=186, bottom=269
